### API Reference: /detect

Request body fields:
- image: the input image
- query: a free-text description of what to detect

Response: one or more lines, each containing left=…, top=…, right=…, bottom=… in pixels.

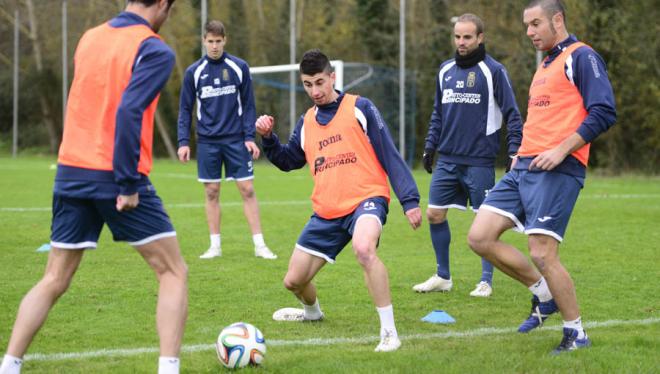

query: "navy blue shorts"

left=295, top=197, right=389, bottom=263
left=197, top=141, right=253, bottom=182
left=428, top=161, right=495, bottom=211
left=480, top=169, right=584, bottom=242
left=50, top=185, right=176, bottom=249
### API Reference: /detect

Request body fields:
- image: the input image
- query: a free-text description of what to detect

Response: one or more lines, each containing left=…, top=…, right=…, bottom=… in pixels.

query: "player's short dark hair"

left=456, top=13, right=484, bottom=35
left=129, top=0, right=176, bottom=9
left=299, top=49, right=332, bottom=76
left=205, top=20, right=226, bottom=37
left=526, top=0, right=566, bottom=24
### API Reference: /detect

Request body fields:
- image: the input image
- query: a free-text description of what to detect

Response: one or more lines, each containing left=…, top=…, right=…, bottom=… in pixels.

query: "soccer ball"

left=216, top=322, right=266, bottom=369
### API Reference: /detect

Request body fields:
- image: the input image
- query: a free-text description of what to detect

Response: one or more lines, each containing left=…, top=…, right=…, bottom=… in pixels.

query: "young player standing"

left=177, top=20, right=276, bottom=260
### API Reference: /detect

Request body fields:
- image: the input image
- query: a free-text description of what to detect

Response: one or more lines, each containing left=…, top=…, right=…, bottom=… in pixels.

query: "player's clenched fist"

left=255, top=115, right=275, bottom=137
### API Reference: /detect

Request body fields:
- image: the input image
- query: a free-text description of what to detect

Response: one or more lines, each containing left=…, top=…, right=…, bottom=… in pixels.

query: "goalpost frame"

left=250, top=60, right=344, bottom=90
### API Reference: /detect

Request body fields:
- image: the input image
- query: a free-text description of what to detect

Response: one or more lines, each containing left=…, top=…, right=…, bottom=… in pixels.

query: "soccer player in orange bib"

left=256, top=49, right=422, bottom=352
left=467, top=0, right=616, bottom=354
left=0, top=1, right=187, bottom=373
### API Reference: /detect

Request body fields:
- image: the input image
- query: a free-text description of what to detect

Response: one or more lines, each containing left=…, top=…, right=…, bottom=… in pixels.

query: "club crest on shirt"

left=222, top=69, right=230, bottom=81
left=467, top=71, right=476, bottom=87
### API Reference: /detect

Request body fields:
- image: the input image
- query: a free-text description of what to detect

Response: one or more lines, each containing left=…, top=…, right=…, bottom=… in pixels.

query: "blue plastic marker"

left=421, top=310, right=456, bottom=324
left=36, top=244, right=51, bottom=252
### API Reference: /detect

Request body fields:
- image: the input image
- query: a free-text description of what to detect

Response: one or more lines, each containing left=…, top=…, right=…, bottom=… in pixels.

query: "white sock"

left=210, top=234, right=221, bottom=249
left=302, top=299, right=322, bottom=319
left=158, top=356, right=179, bottom=374
left=563, top=317, right=586, bottom=338
left=528, top=277, right=553, bottom=302
left=376, top=305, right=398, bottom=338
left=252, top=233, right=266, bottom=248
left=0, top=354, right=23, bottom=374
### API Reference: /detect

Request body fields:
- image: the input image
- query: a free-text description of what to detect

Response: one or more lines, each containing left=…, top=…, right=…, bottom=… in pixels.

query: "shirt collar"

left=316, top=90, right=344, bottom=111
left=548, top=34, right=579, bottom=58
left=206, top=52, right=227, bottom=65
left=113, top=11, right=151, bottom=28
left=543, top=34, right=579, bottom=68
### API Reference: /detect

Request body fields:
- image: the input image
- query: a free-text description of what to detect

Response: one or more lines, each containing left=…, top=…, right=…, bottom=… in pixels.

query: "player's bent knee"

left=529, top=253, right=555, bottom=274
left=171, top=261, right=189, bottom=281
left=529, top=249, right=557, bottom=272
left=352, top=245, right=377, bottom=267
left=528, top=236, right=559, bottom=270
left=41, top=273, right=73, bottom=296
left=467, top=229, right=490, bottom=256
left=283, top=276, right=302, bottom=292
left=165, top=257, right=188, bottom=279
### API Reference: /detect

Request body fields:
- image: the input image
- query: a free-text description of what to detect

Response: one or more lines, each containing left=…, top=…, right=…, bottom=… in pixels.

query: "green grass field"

left=0, top=157, right=658, bottom=373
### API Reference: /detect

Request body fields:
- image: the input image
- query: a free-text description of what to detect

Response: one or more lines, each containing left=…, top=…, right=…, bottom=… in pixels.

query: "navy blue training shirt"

left=425, top=54, right=523, bottom=167
left=177, top=52, right=257, bottom=146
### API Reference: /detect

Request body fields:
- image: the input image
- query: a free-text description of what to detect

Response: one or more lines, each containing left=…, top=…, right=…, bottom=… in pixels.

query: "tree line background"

left=0, top=0, right=657, bottom=173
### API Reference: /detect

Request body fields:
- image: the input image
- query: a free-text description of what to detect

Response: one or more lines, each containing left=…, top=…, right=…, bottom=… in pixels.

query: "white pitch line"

left=2, top=194, right=659, bottom=213
left=579, top=194, right=660, bottom=199
left=0, top=200, right=311, bottom=213
left=23, top=317, right=660, bottom=362
left=155, top=172, right=308, bottom=180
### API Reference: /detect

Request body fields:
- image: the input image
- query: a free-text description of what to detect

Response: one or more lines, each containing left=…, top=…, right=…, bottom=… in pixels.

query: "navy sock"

left=430, top=220, right=451, bottom=279
left=480, top=258, right=494, bottom=284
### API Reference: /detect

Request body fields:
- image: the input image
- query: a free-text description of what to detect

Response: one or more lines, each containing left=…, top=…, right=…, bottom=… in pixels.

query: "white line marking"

left=2, top=194, right=658, bottom=213
left=23, top=317, right=660, bottom=362
left=0, top=207, right=51, bottom=212
left=579, top=194, right=660, bottom=199
left=0, top=200, right=311, bottom=213
left=156, top=172, right=307, bottom=180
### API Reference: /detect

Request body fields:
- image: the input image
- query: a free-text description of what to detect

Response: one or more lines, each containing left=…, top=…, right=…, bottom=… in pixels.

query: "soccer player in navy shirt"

left=412, top=14, right=522, bottom=297
left=177, top=20, right=276, bottom=260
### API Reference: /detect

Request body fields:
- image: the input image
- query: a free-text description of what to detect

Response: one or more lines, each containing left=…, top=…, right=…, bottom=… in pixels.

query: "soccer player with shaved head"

left=467, top=0, right=616, bottom=354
